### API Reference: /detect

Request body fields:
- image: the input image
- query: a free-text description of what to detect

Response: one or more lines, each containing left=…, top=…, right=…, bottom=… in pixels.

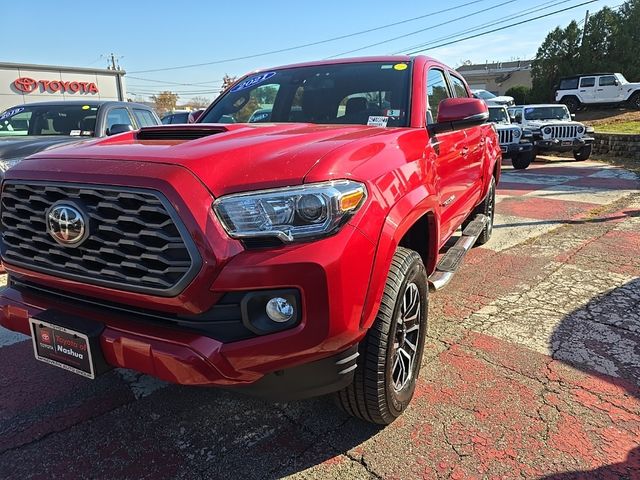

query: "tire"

left=629, top=92, right=640, bottom=110
left=512, top=152, right=532, bottom=170
left=573, top=144, right=592, bottom=161
left=473, top=176, right=496, bottom=246
left=561, top=96, right=580, bottom=113
left=335, top=247, right=428, bottom=425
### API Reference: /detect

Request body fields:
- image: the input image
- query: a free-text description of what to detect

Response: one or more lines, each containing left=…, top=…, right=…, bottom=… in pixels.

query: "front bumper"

left=500, top=141, right=533, bottom=158
left=535, top=136, right=594, bottom=151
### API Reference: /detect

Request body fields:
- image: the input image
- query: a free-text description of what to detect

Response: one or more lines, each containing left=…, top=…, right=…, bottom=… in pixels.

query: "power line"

left=404, top=0, right=600, bottom=54
left=394, top=0, right=573, bottom=54
left=127, top=75, right=224, bottom=86
left=326, top=0, right=517, bottom=59
left=129, top=0, right=491, bottom=73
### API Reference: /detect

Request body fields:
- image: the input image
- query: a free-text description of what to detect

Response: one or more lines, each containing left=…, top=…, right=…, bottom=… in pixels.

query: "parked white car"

left=488, top=106, right=534, bottom=170
left=555, top=73, right=640, bottom=112
left=508, top=104, right=594, bottom=161
left=472, top=89, right=515, bottom=106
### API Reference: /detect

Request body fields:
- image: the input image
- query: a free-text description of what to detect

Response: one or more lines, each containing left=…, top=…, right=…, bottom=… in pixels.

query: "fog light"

left=266, top=297, right=294, bottom=323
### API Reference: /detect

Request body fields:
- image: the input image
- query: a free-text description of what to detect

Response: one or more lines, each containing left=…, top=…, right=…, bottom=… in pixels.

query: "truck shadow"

left=542, top=277, right=640, bottom=479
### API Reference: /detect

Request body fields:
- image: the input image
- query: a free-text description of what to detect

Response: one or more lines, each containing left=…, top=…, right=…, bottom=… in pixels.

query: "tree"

left=531, top=0, right=640, bottom=102
left=221, top=74, right=237, bottom=93
left=151, top=91, right=179, bottom=115
left=187, top=96, right=211, bottom=108
left=505, top=86, right=532, bottom=105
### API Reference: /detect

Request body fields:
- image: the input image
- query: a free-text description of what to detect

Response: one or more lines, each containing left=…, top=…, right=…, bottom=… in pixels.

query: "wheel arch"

left=358, top=188, right=439, bottom=330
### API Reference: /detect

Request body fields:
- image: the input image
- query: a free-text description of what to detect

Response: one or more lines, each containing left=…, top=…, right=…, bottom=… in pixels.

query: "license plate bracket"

left=29, top=311, right=110, bottom=379
left=562, top=140, right=573, bottom=146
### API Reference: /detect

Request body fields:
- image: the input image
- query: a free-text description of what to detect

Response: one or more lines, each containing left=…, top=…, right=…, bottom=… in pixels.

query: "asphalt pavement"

left=0, top=157, right=638, bottom=479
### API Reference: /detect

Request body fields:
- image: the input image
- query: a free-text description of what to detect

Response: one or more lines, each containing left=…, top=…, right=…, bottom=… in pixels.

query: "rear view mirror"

left=428, top=98, right=488, bottom=134
left=107, top=124, right=133, bottom=136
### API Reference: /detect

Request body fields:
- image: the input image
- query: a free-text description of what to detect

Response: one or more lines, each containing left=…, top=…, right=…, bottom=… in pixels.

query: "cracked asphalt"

left=0, top=157, right=639, bottom=479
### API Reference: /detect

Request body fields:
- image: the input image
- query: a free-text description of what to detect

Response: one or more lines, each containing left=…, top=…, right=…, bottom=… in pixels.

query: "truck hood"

left=525, top=120, right=584, bottom=128
left=25, top=123, right=394, bottom=197
left=0, top=136, right=85, bottom=161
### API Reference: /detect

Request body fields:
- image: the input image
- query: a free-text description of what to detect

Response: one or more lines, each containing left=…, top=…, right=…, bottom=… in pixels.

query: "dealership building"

left=0, top=62, right=126, bottom=112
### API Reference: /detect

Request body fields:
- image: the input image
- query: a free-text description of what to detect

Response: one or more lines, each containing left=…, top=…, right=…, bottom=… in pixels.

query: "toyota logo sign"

left=46, top=203, right=88, bottom=246
left=13, top=77, right=38, bottom=93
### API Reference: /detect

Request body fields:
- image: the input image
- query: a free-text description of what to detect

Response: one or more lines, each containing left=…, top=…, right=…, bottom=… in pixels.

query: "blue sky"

left=2, top=0, right=622, bottom=102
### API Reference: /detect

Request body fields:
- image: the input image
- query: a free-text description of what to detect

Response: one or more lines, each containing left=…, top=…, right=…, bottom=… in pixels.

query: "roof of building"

left=457, top=60, right=533, bottom=73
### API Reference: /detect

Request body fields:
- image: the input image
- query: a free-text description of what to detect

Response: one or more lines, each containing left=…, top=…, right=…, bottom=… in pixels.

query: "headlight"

left=543, top=127, right=552, bottom=135
left=513, top=129, right=521, bottom=138
left=586, top=126, right=595, bottom=133
left=0, top=158, right=21, bottom=173
left=577, top=126, right=585, bottom=134
left=213, top=180, right=367, bottom=243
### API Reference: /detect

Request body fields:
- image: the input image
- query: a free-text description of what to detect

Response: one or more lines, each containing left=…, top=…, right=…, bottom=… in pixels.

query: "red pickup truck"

left=0, top=56, right=500, bottom=424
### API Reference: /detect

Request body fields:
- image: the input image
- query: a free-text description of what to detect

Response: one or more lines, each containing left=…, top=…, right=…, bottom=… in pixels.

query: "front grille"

left=498, top=128, right=515, bottom=144
left=549, top=125, right=579, bottom=139
left=1, top=182, right=201, bottom=296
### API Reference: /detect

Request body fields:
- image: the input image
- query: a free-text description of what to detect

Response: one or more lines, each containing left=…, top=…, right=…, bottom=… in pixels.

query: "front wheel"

left=512, top=152, right=532, bottom=170
left=573, top=144, right=592, bottom=161
left=335, top=247, right=428, bottom=425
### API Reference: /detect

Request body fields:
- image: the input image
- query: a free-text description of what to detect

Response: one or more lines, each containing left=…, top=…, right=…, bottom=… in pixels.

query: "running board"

left=428, top=214, right=488, bottom=290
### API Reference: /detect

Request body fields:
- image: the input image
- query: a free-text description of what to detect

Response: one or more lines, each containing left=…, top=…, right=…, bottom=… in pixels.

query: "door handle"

left=460, top=147, right=469, bottom=157
left=597, top=89, right=603, bottom=91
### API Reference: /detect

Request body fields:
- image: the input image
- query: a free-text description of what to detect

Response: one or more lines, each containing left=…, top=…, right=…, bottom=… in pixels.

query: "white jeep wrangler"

left=555, top=73, right=640, bottom=112
left=508, top=104, right=595, bottom=161
left=488, top=105, right=534, bottom=170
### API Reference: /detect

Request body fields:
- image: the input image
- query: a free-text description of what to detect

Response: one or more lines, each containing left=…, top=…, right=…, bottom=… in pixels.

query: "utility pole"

left=107, top=53, right=121, bottom=71
left=580, top=10, right=590, bottom=46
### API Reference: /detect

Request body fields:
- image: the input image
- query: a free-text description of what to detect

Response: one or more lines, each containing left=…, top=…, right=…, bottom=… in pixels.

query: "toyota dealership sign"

left=0, top=62, right=124, bottom=111
left=13, top=77, right=100, bottom=94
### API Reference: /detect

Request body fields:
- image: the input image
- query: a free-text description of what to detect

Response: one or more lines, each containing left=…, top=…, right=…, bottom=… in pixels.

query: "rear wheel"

left=573, top=144, right=592, bottom=161
left=512, top=152, right=532, bottom=170
left=629, top=92, right=640, bottom=110
left=335, top=247, right=427, bottom=425
left=562, top=96, right=580, bottom=113
left=475, top=176, right=496, bottom=245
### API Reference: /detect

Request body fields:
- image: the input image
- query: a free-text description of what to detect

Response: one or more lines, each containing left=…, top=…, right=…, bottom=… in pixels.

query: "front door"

left=426, top=68, right=470, bottom=244
left=596, top=75, right=624, bottom=102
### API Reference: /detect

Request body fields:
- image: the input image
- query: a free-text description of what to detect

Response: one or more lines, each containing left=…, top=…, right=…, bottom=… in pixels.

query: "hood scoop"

left=136, top=124, right=228, bottom=141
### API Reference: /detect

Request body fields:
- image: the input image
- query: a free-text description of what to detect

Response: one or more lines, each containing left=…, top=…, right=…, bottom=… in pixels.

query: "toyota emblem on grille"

left=46, top=203, right=88, bottom=246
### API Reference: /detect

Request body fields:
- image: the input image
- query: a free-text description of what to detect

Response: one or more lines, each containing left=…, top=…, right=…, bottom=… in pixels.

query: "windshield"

left=474, top=90, right=496, bottom=100
left=524, top=106, right=570, bottom=121
left=200, top=61, right=412, bottom=127
left=615, top=73, right=628, bottom=84
left=489, top=107, right=510, bottom=124
left=0, top=104, right=99, bottom=137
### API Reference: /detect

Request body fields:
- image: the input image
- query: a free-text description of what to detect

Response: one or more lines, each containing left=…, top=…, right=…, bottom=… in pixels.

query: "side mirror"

left=107, top=124, right=134, bottom=136
left=188, top=110, right=203, bottom=123
left=571, top=113, right=576, bottom=119
left=428, top=98, right=488, bottom=134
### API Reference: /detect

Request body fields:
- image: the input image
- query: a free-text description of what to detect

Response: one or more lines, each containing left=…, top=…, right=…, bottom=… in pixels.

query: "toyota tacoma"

left=0, top=56, right=500, bottom=424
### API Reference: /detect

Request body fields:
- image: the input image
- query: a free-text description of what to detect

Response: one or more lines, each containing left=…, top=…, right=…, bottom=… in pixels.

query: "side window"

left=232, top=83, right=280, bottom=123
left=559, top=78, right=579, bottom=90
left=449, top=73, right=469, bottom=98
left=580, top=77, right=595, bottom=88
left=106, top=108, right=133, bottom=132
left=133, top=109, right=158, bottom=127
left=426, top=69, right=452, bottom=124
left=599, top=76, right=617, bottom=86
left=161, top=115, right=172, bottom=125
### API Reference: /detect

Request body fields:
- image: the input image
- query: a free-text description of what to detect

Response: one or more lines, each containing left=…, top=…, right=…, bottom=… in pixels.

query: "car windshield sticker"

left=381, top=65, right=393, bottom=70
left=525, top=108, right=535, bottom=114
left=230, top=72, right=277, bottom=92
left=81, top=131, right=93, bottom=136
left=385, top=109, right=402, bottom=118
left=367, top=116, right=389, bottom=127
left=70, top=130, right=81, bottom=136
left=394, top=63, right=408, bottom=71
left=0, top=107, right=24, bottom=121
left=82, top=105, right=90, bottom=110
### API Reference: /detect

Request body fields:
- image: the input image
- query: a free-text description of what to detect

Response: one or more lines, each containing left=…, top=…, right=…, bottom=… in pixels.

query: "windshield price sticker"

left=367, top=116, right=389, bottom=127
left=0, top=107, right=24, bottom=121
left=385, top=109, right=402, bottom=118
left=231, top=72, right=277, bottom=92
